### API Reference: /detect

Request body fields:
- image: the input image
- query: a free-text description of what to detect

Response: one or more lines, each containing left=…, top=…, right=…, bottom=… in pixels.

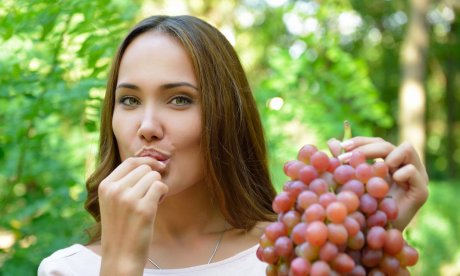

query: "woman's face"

left=112, top=31, right=203, bottom=195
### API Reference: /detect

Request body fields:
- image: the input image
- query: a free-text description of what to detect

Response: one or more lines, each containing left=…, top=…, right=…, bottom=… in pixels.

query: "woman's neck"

left=152, top=181, right=227, bottom=243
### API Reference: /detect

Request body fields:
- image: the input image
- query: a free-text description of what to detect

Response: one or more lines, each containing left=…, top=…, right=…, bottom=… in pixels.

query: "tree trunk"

left=398, top=0, right=430, bottom=163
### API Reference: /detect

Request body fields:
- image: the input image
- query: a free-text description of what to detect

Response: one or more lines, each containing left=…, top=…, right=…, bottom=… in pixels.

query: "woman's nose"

left=137, top=110, right=164, bottom=142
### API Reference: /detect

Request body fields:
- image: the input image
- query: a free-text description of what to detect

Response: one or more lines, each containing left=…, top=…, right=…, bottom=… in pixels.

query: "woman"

left=38, top=15, right=428, bottom=275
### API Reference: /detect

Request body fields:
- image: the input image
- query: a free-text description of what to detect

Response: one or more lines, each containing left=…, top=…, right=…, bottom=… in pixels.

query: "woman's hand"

left=98, top=157, right=168, bottom=275
left=329, top=137, right=429, bottom=230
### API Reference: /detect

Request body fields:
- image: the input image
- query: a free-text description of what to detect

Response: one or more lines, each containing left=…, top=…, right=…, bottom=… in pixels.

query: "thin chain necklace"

left=147, top=227, right=227, bottom=269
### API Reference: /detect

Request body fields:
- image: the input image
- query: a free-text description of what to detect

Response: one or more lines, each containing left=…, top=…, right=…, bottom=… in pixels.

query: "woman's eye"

left=170, top=96, right=192, bottom=106
left=120, top=96, right=140, bottom=106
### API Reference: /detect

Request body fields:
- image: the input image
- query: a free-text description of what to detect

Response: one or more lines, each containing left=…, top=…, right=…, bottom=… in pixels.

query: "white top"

left=38, top=244, right=267, bottom=276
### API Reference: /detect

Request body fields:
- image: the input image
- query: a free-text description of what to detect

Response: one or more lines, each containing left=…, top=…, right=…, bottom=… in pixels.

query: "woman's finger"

left=127, top=171, right=163, bottom=198
left=341, top=136, right=387, bottom=151
left=102, top=157, right=165, bottom=185
left=339, top=137, right=395, bottom=161
left=327, top=138, right=342, bottom=157
left=385, top=142, right=428, bottom=180
left=142, top=180, right=169, bottom=207
left=392, top=164, right=429, bottom=205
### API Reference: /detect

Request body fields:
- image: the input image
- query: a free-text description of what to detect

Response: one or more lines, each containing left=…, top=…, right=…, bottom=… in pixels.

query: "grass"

left=407, top=180, right=460, bottom=276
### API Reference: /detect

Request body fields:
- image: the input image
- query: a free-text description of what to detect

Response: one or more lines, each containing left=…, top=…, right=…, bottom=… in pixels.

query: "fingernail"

left=338, top=152, right=352, bottom=163
left=159, top=162, right=166, bottom=169
left=341, top=139, right=354, bottom=150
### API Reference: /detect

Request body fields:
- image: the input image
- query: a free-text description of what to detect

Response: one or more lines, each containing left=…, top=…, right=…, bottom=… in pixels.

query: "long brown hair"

left=85, top=15, right=276, bottom=242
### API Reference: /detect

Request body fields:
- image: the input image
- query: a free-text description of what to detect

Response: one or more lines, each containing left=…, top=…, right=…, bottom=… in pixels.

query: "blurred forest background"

left=0, top=0, right=459, bottom=275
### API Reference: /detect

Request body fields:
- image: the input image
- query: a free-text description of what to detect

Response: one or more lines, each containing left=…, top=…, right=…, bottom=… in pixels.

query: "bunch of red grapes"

left=257, top=144, right=419, bottom=276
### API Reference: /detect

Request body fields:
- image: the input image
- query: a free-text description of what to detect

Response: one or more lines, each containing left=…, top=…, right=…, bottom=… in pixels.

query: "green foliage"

left=0, top=1, right=138, bottom=274
left=250, top=2, right=393, bottom=189
left=406, top=180, right=460, bottom=276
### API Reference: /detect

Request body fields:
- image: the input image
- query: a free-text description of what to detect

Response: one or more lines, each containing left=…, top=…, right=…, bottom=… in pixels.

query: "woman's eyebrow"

left=160, top=82, right=199, bottom=91
left=116, top=83, right=140, bottom=90
left=116, top=82, right=199, bottom=91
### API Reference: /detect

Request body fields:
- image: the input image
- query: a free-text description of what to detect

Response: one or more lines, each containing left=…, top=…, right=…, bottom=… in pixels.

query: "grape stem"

left=341, top=120, right=352, bottom=155
left=343, top=120, right=352, bottom=141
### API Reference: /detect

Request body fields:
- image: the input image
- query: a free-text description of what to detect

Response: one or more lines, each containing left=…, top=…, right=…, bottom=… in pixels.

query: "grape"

left=298, top=144, right=318, bottom=164
left=299, top=165, right=319, bottom=185
left=373, top=161, right=389, bottom=178
left=327, top=157, right=340, bottom=173
left=318, top=192, right=337, bottom=208
left=259, top=233, right=272, bottom=247
left=310, top=261, right=331, bottom=276
left=326, top=202, right=348, bottom=223
left=396, top=266, right=411, bottom=276
left=367, top=268, right=385, bottom=276
left=256, top=244, right=264, bottom=261
left=291, top=222, right=308, bottom=245
left=286, top=160, right=306, bottom=180
left=384, top=229, right=404, bottom=255
left=341, top=179, right=365, bottom=197
left=348, top=264, right=366, bottom=276
left=347, top=231, right=365, bottom=250
left=331, top=252, right=355, bottom=273
left=343, top=216, right=360, bottom=236
left=337, top=191, right=359, bottom=213
left=397, top=245, right=419, bottom=266
left=366, top=226, right=386, bottom=250
left=309, top=178, right=329, bottom=195
left=306, top=221, right=328, bottom=247
left=259, top=137, right=419, bottom=275
left=361, top=247, right=383, bottom=267
left=379, top=254, right=400, bottom=275
left=290, top=257, right=311, bottom=276
left=272, top=191, right=295, bottom=213
left=282, top=210, right=301, bottom=231
left=319, top=241, right=338, bottom=262
left=311, top=151, right=330, bottom=172
left=333, top=165, right=355, bottom=184
left=327, top=223, right=348, bottom=246
left=366, top=177, right=389, bottom=199
left=277, top=262, right=290, bottom=276
left=266, top=264, right=277, bottom=276
left=349, top=211, right=366, bottom=230
left=366, top=210, right=388, bottom=228
left=275, top=236, right=293, bottom=259
left=283, top=180, right=308, bottom=199
left=303, top=203, right=326, bottom=223
left=320, top=172, right=337, bottom=190
left=355, top=163, right=374, bottom=183
left=349, top=151, right=366, bottom=168
left=264, top=222, right=287, bottom=242
left=283, top=160, right=296, bottom=176
left=262, top=246, right=278, bottom=264
left=296, top=242, right=319, bottom=261
left=359, top=193, right=378, bottom=215
left=379, top=197, right=398, bottom=221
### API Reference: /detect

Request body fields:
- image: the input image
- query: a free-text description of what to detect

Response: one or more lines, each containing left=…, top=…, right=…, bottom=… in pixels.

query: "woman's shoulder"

left=38, top=244, right=100, bottom=276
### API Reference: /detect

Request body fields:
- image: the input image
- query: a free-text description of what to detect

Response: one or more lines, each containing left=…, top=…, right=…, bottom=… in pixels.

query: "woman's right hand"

left=98, top=157, right=168, bottom=275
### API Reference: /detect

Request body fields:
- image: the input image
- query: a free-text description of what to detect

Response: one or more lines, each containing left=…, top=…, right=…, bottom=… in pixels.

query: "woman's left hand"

left=332, top=136, right=429, bottom=230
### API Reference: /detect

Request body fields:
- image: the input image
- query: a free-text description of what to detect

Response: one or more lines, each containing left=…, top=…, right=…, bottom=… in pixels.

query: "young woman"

left=38, top=15, right=429, bottom=275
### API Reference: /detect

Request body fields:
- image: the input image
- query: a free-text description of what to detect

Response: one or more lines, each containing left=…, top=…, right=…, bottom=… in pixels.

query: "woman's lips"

left=135, top=147, right=171, bottom=166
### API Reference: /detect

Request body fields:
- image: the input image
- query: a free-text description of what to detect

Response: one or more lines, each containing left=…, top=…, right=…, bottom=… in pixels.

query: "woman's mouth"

left=135, top=147, right=171, bottom=166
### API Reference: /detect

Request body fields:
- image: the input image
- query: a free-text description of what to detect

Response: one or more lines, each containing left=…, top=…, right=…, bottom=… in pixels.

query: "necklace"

left=147, top=228, right=227, bottom=269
